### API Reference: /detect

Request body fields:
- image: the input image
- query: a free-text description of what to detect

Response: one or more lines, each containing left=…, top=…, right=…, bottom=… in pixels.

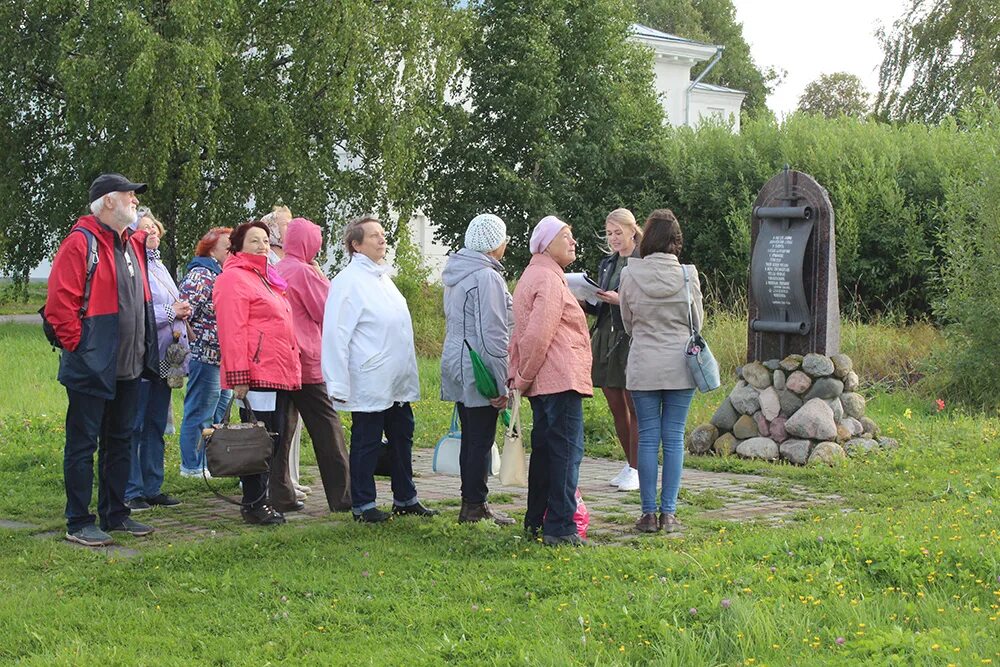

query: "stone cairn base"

left=686, top=353, right=898, bottom=465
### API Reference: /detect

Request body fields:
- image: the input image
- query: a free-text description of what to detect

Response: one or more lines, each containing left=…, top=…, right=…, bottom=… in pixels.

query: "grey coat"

left=440, top=248, right=513, bottom=408
left=619, top=253, right=704, bottom=391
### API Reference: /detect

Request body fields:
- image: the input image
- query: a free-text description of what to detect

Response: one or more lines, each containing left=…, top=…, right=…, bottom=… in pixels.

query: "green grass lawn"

left=0, top=322, right=998, bottom=665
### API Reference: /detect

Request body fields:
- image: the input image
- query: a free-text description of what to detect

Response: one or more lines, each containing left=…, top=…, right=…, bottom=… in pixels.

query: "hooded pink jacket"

left=275, top=218, right=329, bottom=384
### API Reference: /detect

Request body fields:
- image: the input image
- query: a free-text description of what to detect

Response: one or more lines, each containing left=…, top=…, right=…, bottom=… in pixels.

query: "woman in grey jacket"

left=619, top=209, right=704, bottom=534
left=440, top=214, right=516, bottom=526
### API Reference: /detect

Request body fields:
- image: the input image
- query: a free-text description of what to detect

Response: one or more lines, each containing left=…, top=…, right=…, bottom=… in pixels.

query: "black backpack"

left=40, top=228, right=99, bottom=349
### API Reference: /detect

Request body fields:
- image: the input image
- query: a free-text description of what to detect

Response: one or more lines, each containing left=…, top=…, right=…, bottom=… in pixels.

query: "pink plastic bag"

left=544, top=488, right=590, bottom=539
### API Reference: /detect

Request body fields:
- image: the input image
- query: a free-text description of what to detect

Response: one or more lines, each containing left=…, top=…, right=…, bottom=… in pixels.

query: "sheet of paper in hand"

left=566, top=273, right=601, bottom=306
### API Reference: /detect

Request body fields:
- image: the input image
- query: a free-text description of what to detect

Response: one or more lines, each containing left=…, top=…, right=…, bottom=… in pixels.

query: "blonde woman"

left=585, top=208, right=641, bottom=491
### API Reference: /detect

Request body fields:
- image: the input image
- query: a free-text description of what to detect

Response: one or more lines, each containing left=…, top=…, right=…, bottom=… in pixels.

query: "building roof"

left=630, top=24, right=717, bottom=49
left=693, top=81, right=746, bottom=96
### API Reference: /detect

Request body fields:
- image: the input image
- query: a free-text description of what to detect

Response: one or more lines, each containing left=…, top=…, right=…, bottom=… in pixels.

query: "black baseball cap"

left=88, top=173, right=147, bottom=203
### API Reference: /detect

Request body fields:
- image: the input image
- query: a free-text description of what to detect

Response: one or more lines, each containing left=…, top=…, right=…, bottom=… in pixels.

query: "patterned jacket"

left=178, top=257, right=223, bottom=365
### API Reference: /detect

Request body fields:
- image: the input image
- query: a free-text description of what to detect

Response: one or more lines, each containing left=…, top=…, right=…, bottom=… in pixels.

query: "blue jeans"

left=126, top=378, right=172, bottom=500
left=64, top=378, right=141, bottom=532
left=179, top=359, right=232, bottom=473
left=526, top=391, right=585, bottom=538
left=632, top=389, right=695, bottom=515
left=349, top=402, right=418, bottom=513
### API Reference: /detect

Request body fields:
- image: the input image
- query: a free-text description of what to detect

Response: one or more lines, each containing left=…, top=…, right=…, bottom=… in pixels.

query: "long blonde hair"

left=601, top=207, right=642, bottom=254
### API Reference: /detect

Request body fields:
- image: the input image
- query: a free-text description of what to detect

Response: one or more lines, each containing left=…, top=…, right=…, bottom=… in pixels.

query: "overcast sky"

left=731, top=0, right=911, bottom=117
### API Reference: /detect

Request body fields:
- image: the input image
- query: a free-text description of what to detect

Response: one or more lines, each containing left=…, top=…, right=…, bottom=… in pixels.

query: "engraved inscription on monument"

left=764, top=235, right=793, bottom=307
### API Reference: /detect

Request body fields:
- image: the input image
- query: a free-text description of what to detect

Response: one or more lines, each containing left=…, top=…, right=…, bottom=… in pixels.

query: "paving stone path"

left=3, top=450, right=841, bottom=555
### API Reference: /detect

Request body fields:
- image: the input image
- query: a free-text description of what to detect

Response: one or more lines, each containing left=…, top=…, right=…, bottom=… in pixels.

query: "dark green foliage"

left=797, top=72, right=870, bottom=119
left=877, top=0, right=1000, bottom=123
left=0, top=0, right=468, bottom=280
left=425, top=0, right=668, bottom=272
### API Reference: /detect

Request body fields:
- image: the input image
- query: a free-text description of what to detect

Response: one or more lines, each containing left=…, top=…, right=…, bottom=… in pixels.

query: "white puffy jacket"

left=321, top=253, right=420, bottom=412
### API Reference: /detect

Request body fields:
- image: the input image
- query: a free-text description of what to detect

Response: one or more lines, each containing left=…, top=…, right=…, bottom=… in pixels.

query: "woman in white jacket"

left=322, top=215, right=439, bottom=523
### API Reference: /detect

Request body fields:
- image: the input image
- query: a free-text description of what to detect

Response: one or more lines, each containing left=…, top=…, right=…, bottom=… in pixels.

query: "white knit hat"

left=464, top=214, right=507, bottom=253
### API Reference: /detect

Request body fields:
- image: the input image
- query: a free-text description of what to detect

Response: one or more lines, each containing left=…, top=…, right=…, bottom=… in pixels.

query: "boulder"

left=773, top=369, right=786, bottom=391
left=686, top=424, right=718, bottom=455
left=804, top=377, right=844, bottom=401
left=753, top=411, right=770, bottom=437
left=736, top=437, right=779, bottom=461
left=758, top=387, right=781, bottom=421
left=830, top=353, right=853, bottom=379
left=779, top=438, right=812, bottom=465
left=802, top=353, right=835, bottom=377
left=778, top=389, right=804, bottom=418
left=841, top=416, right=864, bottom=437
left=878, top=437, right=900, bottom=449
left=844, top=371, right=860, bottom=392
left=836, top=424, right=851, bottom=443
left=713, top=432, right=738, bottom=456
left=785, top=371, right=813, bottom=395
left=779, top=354, right=803, bottom=372
left=769, top=416, right=788, bottom=443
left=785, top=398, right=838, bottom=441
left=710, top=398, right=740, bottom=432
left=808, top=441, right=846, bottom=466
left=742, top=361, right=772, bottom=389
left=841, top=392, right=866, bottom=420
left=825, top=398, right=845, bottom=423
left=860, top=416, right=880, bottom=438
left=844, top=437, right=877, bottom=455
left=729, top=381, right=761, bottom=415
left=763, top=359, right=781, bottom=371
left=732, top=414, right=759, bottom=440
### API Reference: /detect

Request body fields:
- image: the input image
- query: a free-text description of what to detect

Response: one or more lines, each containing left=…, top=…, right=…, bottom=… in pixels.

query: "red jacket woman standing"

left=213, top=220, right=302, bottom=524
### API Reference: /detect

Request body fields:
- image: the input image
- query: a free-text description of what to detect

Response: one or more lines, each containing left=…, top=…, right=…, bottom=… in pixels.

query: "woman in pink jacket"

left=274, top=218, right=351, bottom=512
left=509, top=216, right=593, bottom=546
left=214, top=220, right=302, bottom=525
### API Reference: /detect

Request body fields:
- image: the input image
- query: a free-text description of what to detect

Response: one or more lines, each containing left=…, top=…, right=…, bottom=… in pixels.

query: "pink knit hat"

left=529, top=215, right=568, bottom=254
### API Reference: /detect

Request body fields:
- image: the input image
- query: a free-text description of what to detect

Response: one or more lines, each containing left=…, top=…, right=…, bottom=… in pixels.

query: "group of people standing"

left=45, top=172, right=705, bottom=548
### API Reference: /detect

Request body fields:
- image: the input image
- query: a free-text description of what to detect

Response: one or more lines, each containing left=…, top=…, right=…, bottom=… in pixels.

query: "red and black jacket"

left=45, top=215, right=160, bottom=398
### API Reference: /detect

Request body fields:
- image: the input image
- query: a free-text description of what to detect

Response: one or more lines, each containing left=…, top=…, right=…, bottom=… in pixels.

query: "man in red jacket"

left=44, top=173, right=161, bottom=547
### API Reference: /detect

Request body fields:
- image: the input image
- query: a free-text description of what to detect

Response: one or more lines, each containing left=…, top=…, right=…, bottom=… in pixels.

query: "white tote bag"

left=499, top=391, right=528, bottom=487
left=432, top=406, right=501, bottom=476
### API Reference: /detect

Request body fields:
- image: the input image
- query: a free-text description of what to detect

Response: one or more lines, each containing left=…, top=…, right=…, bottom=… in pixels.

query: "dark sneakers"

left=65, top=525, right=114, bottom=547
left=272, top=500, right=304, bottom=513
left=459, top=501, right=516, bottom=526
left=127, top=498, right=152, bottom=512
left=353, top=507, right=391, bottom=523
left=146, top=493, right=182, bottom=507
left=659, top=513, right=683, bottom=533
left=106, top=518, right=155, bottom=537
left=392, top=502, right=439, bottom=517
left=542, top=533, right=585, bottom=547
left=635, top=512, right=661, bottom=533
left=241, top=506, right=286, bottom=526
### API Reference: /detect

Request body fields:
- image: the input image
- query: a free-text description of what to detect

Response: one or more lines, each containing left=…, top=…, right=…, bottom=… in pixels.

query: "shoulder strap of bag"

left=507, top=389, right=521, bottom=437
left=450, top=404, right=460, bottom=433
left=77, top=228, right=99, bottom=318
left=682, top=265, right=698, bottom=337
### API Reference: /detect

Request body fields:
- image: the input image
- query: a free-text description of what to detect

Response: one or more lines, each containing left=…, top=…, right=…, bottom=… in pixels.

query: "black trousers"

left=64, top=378, right=141, bottom=532
left=283, top=384, right=352, bottom=511
left=239, top=391, right=290, bottom=509
left=456, top=403, right=499, bottom=504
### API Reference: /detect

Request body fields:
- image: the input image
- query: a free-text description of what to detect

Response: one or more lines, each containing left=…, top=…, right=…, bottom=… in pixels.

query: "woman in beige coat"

left=619, top=209, right=704, bottom=534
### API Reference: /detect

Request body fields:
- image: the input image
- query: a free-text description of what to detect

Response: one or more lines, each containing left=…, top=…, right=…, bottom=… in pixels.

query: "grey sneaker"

left=106, top=518, right=155, bottom=537
left=659, top=513, right=683, bottom=533
left=127, top=498, right=151, bottom=512
left=542, top=533, right=585, bottom=547
left=65, top=525, right=114, bottom=547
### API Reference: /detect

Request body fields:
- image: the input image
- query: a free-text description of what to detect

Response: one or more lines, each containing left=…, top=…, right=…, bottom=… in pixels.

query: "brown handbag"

left=199, top=396, right=274, bottom=506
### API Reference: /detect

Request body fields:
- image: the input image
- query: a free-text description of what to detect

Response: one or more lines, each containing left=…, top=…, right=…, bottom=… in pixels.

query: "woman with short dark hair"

left=214, top=220, right=302, bottom=525
left=619, top=209, right=703, bottom=534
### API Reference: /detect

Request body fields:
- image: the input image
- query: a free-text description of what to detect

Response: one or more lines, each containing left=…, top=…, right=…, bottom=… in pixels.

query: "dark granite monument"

left=747, top=168, right=840, bottom=361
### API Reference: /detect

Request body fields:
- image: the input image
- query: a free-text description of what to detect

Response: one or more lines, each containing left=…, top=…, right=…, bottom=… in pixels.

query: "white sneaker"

left=179, top=467, right=212, bottom=480
left=617, top=467, right=640, bottom=492
left=294, top=484, right=312, bottom=495
left=295, top=489, right=307, bottom=501
left=609, top=463, right=631, bottom=486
